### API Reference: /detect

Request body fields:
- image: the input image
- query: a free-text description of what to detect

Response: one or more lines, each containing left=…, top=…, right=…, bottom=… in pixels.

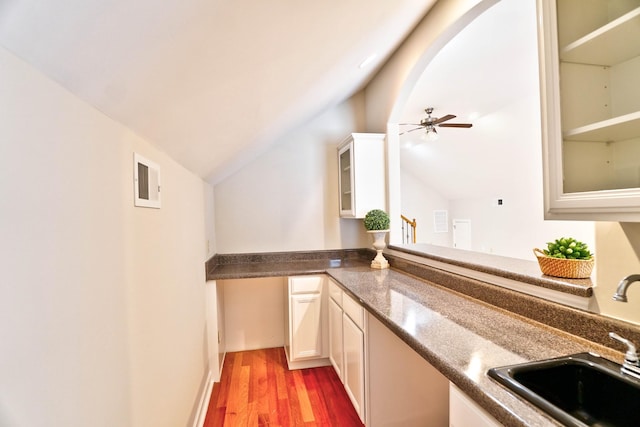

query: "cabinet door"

left=343, top=313, right=365, bottom=422
left=337, top=133, right=386, bottom=218
left=338, top=143, right=355, bottom=217
left=449, top=383, right=500, bottom=427
left=290, top=293, right=323, bottom=360
left=328, top=297, right=344, bottom=380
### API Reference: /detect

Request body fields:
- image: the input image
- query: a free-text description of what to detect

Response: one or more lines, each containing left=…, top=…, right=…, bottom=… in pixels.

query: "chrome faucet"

left=612, top=274, right=640, bottom=302
left=610, top=332, right=640, bottom=380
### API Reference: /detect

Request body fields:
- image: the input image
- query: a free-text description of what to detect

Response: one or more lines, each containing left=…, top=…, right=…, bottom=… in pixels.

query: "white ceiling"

left=0, top=0, right=437, bottom=183
left=398, top=0, right=541, bottom=200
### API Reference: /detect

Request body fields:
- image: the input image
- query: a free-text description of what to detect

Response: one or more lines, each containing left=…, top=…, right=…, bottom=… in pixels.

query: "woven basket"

left=533, top=248, right=594, bottom=279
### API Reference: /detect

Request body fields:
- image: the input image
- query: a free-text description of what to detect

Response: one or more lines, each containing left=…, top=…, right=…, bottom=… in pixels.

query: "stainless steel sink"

left=488, top=352, right=640, bottom=427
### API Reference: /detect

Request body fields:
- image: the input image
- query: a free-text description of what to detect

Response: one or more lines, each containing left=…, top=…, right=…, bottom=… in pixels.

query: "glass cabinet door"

left=339, top=144, right=354, bottom=215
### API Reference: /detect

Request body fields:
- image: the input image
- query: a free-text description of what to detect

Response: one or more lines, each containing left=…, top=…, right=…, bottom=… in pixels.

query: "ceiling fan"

left=399, top=107, right=473, bottom=138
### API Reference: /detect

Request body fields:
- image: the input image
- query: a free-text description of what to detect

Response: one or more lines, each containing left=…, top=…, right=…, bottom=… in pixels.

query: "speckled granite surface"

left=206, top=248, right=371, bottom=279
left=326, top=266, right=619, bottom=427
left=390, top=243, right=594, bottom=297
left=205, top=248, right=640, bottom=426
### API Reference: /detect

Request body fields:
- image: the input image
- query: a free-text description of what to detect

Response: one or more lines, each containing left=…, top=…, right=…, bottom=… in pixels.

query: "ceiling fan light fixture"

left=421, top=125, right=439, bottom=141
left=399, top=107, right=471, bottom=141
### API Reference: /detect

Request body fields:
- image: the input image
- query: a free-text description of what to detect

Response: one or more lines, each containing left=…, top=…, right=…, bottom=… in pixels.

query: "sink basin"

left=488, top=352, right=640, bottom=427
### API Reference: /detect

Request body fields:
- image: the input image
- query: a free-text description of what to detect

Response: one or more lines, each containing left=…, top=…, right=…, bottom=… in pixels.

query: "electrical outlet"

left=492, top=198, right=504, bottom=207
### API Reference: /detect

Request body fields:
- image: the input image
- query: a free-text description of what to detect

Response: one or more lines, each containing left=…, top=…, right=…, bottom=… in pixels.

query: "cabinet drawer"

left=289, top=275, right=324, bottom=294
left=343, top=292, right=364, bottom=330
left=329, top=279, right=343, bottom=306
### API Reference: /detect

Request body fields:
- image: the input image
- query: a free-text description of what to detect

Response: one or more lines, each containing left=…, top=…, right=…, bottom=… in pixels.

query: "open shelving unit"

left=556, top=1, right=640, bottom=196
left=559, top=5, right=640, bottom=144
left=538, top=0, right=640, bottom=220
left=561, top=7, right=640, bottom=66
left=563, top=111, right=640, bottom=142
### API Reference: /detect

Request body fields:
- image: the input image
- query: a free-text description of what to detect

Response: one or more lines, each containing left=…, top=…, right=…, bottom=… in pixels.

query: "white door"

left=453, top=219, right=471, bottom=250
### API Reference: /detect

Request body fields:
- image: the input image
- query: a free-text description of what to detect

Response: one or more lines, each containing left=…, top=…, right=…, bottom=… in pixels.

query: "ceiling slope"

left=0, top=0, right=436, bottom=183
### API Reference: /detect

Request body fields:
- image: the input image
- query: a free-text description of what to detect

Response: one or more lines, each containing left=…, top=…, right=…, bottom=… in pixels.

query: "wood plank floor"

left=203, top=347, right=365, bottom=427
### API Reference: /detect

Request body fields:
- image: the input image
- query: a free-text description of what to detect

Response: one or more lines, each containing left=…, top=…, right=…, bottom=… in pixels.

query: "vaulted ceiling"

left=0, top=0, right=437, bottom=183
left=398, top=0, right=540, bottom=201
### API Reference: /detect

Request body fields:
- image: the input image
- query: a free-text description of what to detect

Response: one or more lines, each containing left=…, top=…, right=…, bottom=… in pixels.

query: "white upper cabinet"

left=538, top=0, right=640, bottom=220
left=338, top=133, right=386, bottom=218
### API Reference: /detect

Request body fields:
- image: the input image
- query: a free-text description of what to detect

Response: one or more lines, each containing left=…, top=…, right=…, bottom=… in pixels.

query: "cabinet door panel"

left=343, top=313, right=365, bottom=422
left=290, top=275, right=324, bottom=294
left=328, top=297, right=344, bottom=380
left=449, top=383, right=500, bottom=427
left=343, top=292, right=364, bottom=330
left=290, top=294, right=323, bottom=360
left=329, top=279, right=343, bottom=307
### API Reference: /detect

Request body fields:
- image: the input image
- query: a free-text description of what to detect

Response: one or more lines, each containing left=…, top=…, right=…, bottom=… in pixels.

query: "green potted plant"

left=363, top=209, right=390, bottom=231
left=364, top=209, right=390, bottom=269
left=534, top=237, right=594, bottom=278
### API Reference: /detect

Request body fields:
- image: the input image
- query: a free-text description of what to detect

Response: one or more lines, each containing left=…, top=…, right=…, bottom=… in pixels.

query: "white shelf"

left=563, top=111, right=640, bottom=142
left=561, top=7, right=640, bottom=66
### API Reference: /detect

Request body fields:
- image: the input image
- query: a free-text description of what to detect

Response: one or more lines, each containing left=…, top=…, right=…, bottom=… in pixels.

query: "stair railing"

left=400, top=215, right=417, bottom=244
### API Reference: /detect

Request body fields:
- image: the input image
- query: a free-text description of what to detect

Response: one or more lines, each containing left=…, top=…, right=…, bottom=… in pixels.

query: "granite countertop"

left=206, top=248, right=372, bottom=280
left=326, top=266, right=617, bottom=427
left=389, top=243, right=594, bottom=298
left=205, top=248, right=636, bottom=426
left=208, top=258, right=368, bottom=279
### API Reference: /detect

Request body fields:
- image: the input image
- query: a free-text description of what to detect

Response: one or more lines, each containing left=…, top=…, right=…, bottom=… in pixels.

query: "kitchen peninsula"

left=206, top=247, right=639, bottom=426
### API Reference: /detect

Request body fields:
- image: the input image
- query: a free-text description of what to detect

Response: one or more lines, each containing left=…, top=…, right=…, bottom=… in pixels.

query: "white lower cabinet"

left=328, top=279, right=496, bottom=427
left=328, top=279, right=367, bottom=423
left=284, top=275, right=331, bottom=370
left=449, top=383, right=501, bottom=427
left=367, top=313, right=449, bottom=426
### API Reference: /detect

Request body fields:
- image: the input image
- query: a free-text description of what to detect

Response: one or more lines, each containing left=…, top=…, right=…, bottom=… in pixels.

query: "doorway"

left=452, top=219, right=471, bottom=250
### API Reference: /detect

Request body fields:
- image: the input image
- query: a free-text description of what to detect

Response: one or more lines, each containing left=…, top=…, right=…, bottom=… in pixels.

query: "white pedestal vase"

left=367, top=230, right=390, bottom=269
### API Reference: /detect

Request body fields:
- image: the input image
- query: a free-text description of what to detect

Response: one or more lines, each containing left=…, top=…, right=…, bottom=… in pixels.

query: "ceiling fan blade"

left=399, top=123, right=423, bottom=126
left=399, top=127, right=424, bottom=135
left=433, top=114, right=456, bottom=124
left=438, top=123, right=473, bottom=128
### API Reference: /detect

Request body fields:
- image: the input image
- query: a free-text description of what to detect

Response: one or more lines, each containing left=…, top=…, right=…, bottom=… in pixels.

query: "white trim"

left=192, top=370, right=214, bottom=427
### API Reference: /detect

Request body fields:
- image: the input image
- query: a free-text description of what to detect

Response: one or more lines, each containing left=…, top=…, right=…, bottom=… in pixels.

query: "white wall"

left=0, top=47, right=210, bottom=427
left=400, top=169, right=451, bottom=246
left=442, top=96, right=595, bottom=260
left=214, top=96, right=370, bottom=254
left=595, top=222, right=640, bottom=325
left=221, top=278, right=286, bottom=352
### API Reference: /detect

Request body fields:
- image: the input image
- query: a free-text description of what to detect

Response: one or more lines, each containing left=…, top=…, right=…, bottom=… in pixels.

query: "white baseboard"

left=193, top=370, right=215, bottom=427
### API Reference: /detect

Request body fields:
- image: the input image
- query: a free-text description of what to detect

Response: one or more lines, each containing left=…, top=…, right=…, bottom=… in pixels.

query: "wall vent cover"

left=134, top=153, right=161, bottom=209
left=433, top=210, right=448, bottom=233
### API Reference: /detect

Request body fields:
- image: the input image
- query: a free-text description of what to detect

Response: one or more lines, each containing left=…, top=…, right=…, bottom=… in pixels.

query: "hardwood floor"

left=203, top=347, right=365, bottom=427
